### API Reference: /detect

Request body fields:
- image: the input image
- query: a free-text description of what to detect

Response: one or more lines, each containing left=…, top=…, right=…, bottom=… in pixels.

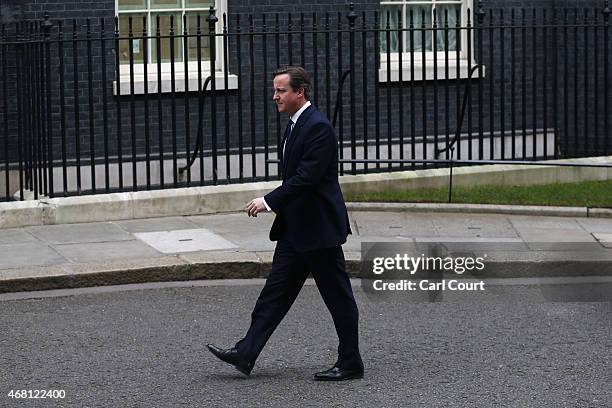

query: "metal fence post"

left=87, top=18, right=96, bottom=194
left=552, top=8, right=558, bottom=159
left=603, top=1, right=610, bottom=155
left=207, top=6, right=218, bottom=184
left=347, top=3, right=357, bottom=175
left=43, top=13, right=54, bottom=198
left=476, top=1, right=485, bottom=161
left=1, top=24, right=9, bottom=200
left=114, top=17, right=123, bottom=191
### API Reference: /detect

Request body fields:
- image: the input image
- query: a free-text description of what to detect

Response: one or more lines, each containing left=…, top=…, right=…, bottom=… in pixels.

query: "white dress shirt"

left=262, top=101, right=312, bottom=212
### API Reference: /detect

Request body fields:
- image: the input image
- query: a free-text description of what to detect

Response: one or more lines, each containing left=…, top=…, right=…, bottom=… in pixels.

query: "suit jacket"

left=264, top=105, right=351, bottom=252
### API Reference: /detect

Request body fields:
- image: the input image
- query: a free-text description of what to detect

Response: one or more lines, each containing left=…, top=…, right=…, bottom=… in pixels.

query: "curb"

left=2, top=256, right=611, bottom=294
left=346, top=202, right=612, bottom=218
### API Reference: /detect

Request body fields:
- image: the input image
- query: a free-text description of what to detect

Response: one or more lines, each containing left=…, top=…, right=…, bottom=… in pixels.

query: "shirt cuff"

left=262, top=197, right=272, bottom=212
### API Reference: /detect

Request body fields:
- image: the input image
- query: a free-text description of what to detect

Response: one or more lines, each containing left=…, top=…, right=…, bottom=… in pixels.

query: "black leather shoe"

left=314, top=366, right=364, bottom=381
left=206, top=344, right=254, bottom=376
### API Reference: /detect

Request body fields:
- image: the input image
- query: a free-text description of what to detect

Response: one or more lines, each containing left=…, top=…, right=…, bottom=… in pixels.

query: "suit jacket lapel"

left=282, top=105, right=314, bottom=177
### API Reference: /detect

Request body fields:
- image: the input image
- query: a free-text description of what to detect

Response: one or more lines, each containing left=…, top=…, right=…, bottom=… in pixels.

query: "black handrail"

left=179, top=75, right=212, bottom=175
left=436, top=64, right=482, bottom=158
left=435, top=64, right=482, bottom=202
left=332, top=69, right=351, bottom=128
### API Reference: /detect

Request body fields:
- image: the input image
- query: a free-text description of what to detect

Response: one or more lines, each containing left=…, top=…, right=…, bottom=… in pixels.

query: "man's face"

left=272, top=73, right=303, bottom=115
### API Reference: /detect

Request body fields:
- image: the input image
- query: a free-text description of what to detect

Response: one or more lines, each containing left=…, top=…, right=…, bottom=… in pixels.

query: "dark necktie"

left=282, top=119, right=293, bottom=156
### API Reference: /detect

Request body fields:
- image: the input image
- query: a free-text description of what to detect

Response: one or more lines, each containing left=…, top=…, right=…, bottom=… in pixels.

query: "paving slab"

left=576, top=217, right=612, bottom=234
left=28, top=222, right=134, bottom=244
left=0, top=228, right=40, bottom=245
left=187, top=212, right=275, bottom=233
left=430, top=213, right=519, bottom=238
left=178, top=250, right=261, bottom=264
left=517, top=228, right=596, bottom=245
left=509, top=215, right=584, bottom=230
left=348, top=235, right=415, bottom=248
left=186, top=212, right=278, bottom=252
left=415, top=240, right=530, bottom=252
left=134, top=228, right=238, bottom=253
left=350, top=212, right=438, bottom=237
left=113, top=216, right=200, bottom=233
left=213, top=233, right=276, bottom=252
left=52, top=240, right=162, bottom=263
left=0, top=242, right=67, bottom=269
left=414, top=237, right=525, bottom=243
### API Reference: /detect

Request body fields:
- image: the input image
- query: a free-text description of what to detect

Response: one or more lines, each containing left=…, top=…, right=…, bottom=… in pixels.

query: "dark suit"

left=235, top=104, right=363, bottom=371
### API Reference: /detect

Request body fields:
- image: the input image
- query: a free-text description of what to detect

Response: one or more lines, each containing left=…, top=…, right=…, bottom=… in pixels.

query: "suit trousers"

left=234, top=238, right=363, bottom=370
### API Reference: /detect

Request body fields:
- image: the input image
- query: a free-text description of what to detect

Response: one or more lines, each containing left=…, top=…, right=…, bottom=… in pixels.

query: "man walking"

left=207, top=66, right=364, bottom=381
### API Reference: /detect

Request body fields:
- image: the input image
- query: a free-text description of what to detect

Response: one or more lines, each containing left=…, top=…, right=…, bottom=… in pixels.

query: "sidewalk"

left=1, top=207, right=611, bottom=293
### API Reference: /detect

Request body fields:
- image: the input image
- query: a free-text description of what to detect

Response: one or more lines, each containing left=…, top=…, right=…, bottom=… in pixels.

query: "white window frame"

left=114, top=0, right=237, bottom=94
left=379, top=0, right=485, bottom=82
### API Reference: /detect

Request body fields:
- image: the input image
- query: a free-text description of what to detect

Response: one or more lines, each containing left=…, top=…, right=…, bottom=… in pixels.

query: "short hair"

left=273, top=66, right=311, bottom=100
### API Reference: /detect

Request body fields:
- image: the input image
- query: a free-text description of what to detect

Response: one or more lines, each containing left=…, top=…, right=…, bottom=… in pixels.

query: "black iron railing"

left=0, top=1, right=611, bottom=201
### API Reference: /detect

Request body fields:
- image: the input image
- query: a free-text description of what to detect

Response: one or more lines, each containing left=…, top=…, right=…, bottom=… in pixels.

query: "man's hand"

left=246, top=197, right=267, bottom=217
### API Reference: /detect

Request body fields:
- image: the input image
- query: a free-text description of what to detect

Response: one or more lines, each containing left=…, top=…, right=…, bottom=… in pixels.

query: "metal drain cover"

left=134, top=228, right=238, bottom=253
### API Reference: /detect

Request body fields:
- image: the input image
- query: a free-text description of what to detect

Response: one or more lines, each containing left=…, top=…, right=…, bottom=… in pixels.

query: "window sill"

left=378, top=60, right=486, bottom=82
left=113, top=72, right=239, bottom=95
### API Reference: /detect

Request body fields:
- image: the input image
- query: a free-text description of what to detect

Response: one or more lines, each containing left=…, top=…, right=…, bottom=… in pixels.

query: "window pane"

left=435, top=4, right=461, bottom=52
left=380, top=5, right=401, bottom=53
left=151, top=0, right=181, bottom=9
left=187, top=13, right=211, bottom=61
left=119, top=13, right=146, bottom=64
left=186, top=0, right=213, bottom=8
left=152, top=13, right=183, bottom=63
left=406, top=5, right=432, bottom=52
left=118, top=0, right=146, bottom=11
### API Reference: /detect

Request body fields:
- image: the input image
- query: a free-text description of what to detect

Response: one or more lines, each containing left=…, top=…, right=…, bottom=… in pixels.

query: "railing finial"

left=207, top=5, right=218, bottom=27
left=347, top=2, right=357, bottom=26
left=476, top=0, right=486, bottom=19
left=42, top=11, right=53, bottom=33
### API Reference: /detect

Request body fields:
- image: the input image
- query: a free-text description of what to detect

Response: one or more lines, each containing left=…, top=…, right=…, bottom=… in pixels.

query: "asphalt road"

left=1, top=279, right=611, bottom=408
